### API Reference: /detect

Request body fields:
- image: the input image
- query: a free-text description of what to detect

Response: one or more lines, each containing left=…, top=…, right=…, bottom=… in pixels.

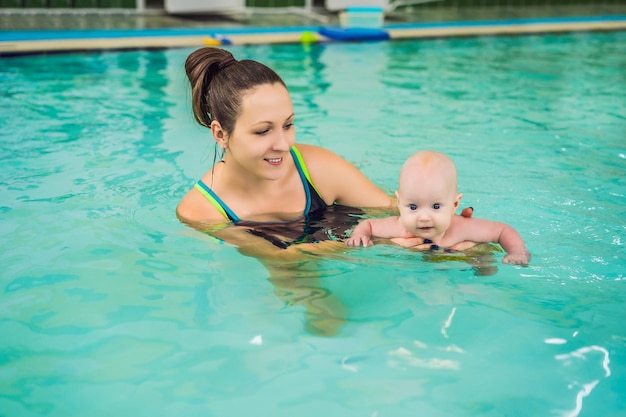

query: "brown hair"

left=185, top=47, right=286, bottom=134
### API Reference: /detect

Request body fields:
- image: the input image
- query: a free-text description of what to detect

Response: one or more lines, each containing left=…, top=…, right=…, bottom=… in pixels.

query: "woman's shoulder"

left=294, top=143, right=336, bottom=158
left=176, top=186, right=226, bottom=225
left=293, top=143, right=350, bottom=169
left=292, top=143, right=393, bottom=208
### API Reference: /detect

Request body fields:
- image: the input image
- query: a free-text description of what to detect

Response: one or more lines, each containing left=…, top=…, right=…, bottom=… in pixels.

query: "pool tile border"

left=1, top=14, right=625, bottom=55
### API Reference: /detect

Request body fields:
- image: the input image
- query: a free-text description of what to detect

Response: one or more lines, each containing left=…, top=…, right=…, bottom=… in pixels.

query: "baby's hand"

left=345, top=235, right=373, bottom=247
left=503, top=251, right=531, bottom=266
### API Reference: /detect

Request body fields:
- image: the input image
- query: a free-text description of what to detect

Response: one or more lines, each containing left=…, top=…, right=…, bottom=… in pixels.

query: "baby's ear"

left=456, top=193, right=473, bottom=218
left=454, top=193, right=463, bottom=208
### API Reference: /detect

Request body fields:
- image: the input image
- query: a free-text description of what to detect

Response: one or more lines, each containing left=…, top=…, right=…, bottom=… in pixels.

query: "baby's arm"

left=345, top=216, right=409, bottom=247
left=497, top=224, right=531, bottom=265
left=454, top=217, right=530, bottom=265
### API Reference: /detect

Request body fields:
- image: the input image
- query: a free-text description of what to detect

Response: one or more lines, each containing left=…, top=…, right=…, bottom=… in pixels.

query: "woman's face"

left=225, top=83, right=296, bottom=181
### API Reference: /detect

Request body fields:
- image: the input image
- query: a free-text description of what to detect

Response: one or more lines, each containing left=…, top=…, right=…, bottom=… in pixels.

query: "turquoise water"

left=1, top=31, right=625, bottom=417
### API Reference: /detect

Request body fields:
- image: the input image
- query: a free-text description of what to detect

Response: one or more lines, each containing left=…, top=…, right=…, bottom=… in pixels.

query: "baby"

left=346, top=150, right=530, bottom=265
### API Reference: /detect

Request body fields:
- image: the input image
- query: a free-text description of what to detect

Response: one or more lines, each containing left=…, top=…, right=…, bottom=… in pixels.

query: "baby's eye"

left=433, top=203, right=441, bottom=210
left=409, top=204, right=417, bottom=211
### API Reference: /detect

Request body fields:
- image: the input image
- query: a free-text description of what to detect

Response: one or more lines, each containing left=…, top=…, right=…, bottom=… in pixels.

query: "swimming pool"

left=1, top=31, right=625, bottom=416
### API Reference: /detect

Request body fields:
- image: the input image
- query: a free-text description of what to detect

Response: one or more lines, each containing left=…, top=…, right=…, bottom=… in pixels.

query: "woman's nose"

left=274, top=130, right=292, bottom=151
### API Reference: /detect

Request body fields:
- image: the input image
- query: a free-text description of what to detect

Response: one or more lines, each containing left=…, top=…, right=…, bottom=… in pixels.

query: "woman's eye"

left=433, top=203, right=441, bottom=210
left=255, top=129, right=270, bottom=135
left=409, top=204, right=417, bottom=211
left=284, top=122, right=294, bottom=130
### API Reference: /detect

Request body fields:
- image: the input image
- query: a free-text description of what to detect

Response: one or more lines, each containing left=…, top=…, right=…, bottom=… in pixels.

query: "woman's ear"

left=211, top=121, right=227, bottom=149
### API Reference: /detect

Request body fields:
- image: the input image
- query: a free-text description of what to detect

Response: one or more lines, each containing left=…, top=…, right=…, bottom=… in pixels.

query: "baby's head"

left=398, top=151, right=458, bottom=195
left=396, top=151, right=462, bottom=239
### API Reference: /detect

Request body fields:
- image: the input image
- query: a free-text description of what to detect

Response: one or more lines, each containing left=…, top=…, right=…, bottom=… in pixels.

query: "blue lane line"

left=0, top=25, right=322, bottom=42
left=1, top=15, right=625, bottom=42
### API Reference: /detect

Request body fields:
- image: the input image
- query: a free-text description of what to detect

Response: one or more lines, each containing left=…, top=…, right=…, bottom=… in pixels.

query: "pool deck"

left=1, top=6, right=626, bottom=56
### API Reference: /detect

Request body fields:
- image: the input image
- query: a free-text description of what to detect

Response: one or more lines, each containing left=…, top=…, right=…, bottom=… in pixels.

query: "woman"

left=177, top=47, right=472, bottom=335
left=177, top=47, right=396, bottom=252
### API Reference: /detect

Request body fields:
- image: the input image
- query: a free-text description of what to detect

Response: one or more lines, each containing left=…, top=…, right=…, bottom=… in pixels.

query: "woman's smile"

left=265, top=157, right=283, bottom=165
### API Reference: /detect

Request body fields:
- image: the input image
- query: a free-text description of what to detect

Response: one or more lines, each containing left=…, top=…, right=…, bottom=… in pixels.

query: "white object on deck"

left=165, top=0, right=246, bottom=14
left=339, top=6, right=385, bottom=28
left=325, top=0, right=442, bottom=13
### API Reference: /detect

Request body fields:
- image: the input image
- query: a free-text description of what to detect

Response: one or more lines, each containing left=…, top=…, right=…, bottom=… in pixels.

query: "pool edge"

left=1, top=16, right=625, bottom=56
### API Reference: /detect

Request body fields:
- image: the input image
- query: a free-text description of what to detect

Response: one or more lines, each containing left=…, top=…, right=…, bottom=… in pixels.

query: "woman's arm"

left=182, top=219, right=335, bottom=260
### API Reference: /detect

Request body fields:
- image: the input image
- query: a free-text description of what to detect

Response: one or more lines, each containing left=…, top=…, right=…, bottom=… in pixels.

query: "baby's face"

left=396, top=174, right=459, bottom=241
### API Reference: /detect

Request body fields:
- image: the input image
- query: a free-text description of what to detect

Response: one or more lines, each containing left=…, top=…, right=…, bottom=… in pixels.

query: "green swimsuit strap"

left=290, top=146, right=322, bottom=198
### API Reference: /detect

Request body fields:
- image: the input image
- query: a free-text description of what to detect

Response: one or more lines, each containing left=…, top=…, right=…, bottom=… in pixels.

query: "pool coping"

left=1, top=14, right=625, bottom=56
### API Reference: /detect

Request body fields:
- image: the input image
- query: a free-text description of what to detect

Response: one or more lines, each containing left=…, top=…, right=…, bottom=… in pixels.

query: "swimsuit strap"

left=290, top=147, right=312, bottom=215
left=194, top=146, right=321, bottom=223
left=194, top=180, right=240, bottom=223
left=290, top=146, right=323, bottom=199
